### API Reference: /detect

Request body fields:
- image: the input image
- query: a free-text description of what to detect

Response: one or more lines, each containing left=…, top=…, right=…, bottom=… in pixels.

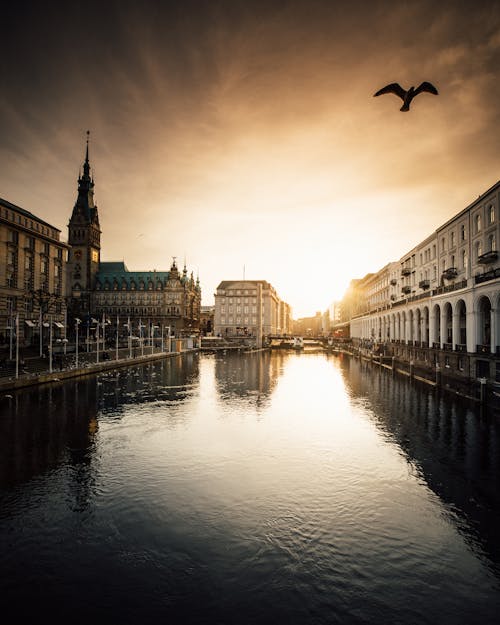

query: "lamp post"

left=139, top=319, right=145, bottom=357
left=15, top=313, right=19, bottom=379
left=115, top=314, right=120, bottom=361
left=96, top=319, right=100, bottom=363
left=75, top=318, right=81, bottom=368
left=125, top=316, right=132, bottom=359
left=49, top=315, right=53, bottom=373
left=100, top=314, right=110, bottom=361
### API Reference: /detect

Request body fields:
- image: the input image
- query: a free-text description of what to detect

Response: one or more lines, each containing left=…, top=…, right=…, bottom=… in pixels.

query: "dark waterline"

left=1, top=352, right=499, bottom=624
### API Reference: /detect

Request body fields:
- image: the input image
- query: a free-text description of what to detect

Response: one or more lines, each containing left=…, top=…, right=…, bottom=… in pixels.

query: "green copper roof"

left=95, top=261, right=171, bottom=288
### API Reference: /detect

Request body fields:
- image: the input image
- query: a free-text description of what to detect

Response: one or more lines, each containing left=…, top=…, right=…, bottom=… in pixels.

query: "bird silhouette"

left=373, top=82, right=438, bottom=111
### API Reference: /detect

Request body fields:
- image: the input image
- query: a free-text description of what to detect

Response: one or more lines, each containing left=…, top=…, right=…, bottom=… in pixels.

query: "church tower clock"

left=66, top=131, right=101, bottom=320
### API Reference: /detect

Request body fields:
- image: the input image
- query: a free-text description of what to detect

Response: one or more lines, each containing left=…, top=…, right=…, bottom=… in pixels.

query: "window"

left=8, top=230, right=18, bottom=244
left=460, top=224, right=466, bottom=241
left=7, top=249, right=16, bottom=266
left=476, top=241, right=483, bottom=259
left=488, top=204, right=495, bottom=224
left=475, top=213, right=482, bottom=233
left=489, top=234, right=496, bottom=252
left=462, top=250, right=467, bottom=270
left=450, top=231, right=455, bottom=247
left=441, top=237, right=446, bottom=252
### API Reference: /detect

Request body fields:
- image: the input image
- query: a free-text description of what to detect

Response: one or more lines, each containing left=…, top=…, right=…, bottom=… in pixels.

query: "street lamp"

left=49, top=315, right=53, bottom=373
left=115, top=314, right=120, bottom=361
left=75, top=318, right=81, bottom=368
left=15, top=314, right=19, bottom=379
left=138, top=319, right=145, bottom=356
left=124, top=317, right=132, bottom=359
left=151, top=324, right=159, bottom=354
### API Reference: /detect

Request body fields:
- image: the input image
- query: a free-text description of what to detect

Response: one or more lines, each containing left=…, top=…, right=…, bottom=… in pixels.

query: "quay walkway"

left=0, top=339, right=198, bottom=393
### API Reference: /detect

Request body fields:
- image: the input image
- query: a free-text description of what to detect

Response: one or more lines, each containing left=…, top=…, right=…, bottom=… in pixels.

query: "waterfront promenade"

left=0, top=337, right=198, bottom=392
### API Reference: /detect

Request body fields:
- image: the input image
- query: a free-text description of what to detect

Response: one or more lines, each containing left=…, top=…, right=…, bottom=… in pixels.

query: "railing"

left=475, top=268, right=500, bottom=284
left=432, top=279, right=467, bottom=295
left=401, top=268, right=412, bottom=276
left=478, top=250, right=498, bottom=264
left=476, top=344, right=490, bottom=354
left=442, top=267, right=458, bottom=280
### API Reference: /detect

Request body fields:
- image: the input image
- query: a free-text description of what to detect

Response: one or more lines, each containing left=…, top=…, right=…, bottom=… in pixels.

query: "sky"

left=2, top=0, right=500, bottom=317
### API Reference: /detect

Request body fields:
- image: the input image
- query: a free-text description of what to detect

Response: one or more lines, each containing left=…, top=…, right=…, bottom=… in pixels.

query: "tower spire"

left=83, top=130, right=91, bottom=179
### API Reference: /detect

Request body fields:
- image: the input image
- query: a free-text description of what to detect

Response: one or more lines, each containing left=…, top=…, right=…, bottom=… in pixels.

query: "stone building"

left=213, top=280, right=291, bottom=341
left=339, top=180, right=500, bottom=381
left=92, top=259, right=201, bottom=337
left=0, top=197, right=68, bottom=350
left=66, top=134, right=201, bottom=337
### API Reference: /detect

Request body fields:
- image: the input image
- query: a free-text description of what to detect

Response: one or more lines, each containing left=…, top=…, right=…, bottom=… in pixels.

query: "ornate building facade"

left=66, top=136, right=201, bottom=337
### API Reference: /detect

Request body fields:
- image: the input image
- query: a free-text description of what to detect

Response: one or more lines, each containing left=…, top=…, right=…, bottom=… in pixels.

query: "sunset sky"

left=2, top=0, right=500, bottom=317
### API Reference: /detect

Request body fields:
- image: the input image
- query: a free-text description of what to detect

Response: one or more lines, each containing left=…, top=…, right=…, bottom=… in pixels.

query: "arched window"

left=489, top=234, right=496, bottom=252
left=475, top=213, right=482, bottom=233
left=476, top=240, right=483, bottom=259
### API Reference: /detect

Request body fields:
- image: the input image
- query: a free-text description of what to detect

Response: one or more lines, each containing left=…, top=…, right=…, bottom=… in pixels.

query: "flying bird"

left=373, top=82, right=438, bottom=111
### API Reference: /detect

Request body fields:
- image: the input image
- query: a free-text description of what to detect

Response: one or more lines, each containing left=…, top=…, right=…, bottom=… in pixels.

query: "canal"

left=1, top=351, right=499, bottom=624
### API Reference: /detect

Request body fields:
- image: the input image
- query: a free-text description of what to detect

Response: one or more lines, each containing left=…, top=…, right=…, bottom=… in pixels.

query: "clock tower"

left=66, top=131, right=101, bottom=319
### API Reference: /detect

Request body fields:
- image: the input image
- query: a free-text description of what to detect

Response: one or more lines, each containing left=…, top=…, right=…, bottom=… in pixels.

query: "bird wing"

left=414, top=81, right=438, bottom=96
left=373, top=83, right=406, bottom=100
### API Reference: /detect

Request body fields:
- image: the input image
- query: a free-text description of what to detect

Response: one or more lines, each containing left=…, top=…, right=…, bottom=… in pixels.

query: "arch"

left=401, top=310, right=407, bottom=343
left=455, top=299, right=467, bottom=348
left=408, top=309, right=415, bottom=343
left=443, top=302, right=453, bottom=346
left=422, top=306, right=429, bottom=346
left=415, top=308, right=422, bottom=343
left=432, top=303, right=441, bottom=346
left=476, top=295, right=492, bottom=349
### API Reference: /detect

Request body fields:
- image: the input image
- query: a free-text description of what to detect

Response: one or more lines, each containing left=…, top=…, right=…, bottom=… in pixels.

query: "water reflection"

left=337, top=354, right=500, bottom=576
left=1, top=352, right=499, bottom=624
left=0, top=382, right=98, bottom=491
left=0, top=354, right=200, bottom=491
left=214, top=350, right=282, bottom=408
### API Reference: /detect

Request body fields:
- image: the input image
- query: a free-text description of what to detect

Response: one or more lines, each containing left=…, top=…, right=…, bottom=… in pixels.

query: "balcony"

left=455, top=344, right=467, bottom=353
left=442, top=267, right=458, bottom=280
left=401, top=267, right=411, bottom=277
left=401, top=285, right=411, bottom=294
left=418, top=279, right=430, bottom=290
left=390, top=278, right=397, bottom=286
left=475, top=268, right=500, bottom=284
left=390, top=294, right=396, bottom=301
left=478, top=250, right=498, bottom=264
left=476, top=344, right=490, bottom=354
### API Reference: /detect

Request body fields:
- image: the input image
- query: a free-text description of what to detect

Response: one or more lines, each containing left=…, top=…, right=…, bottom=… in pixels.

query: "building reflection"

left=337, top=355, right=500, bottom=576
left=96, top=353, right=199, bottom=414
left=0, top=380, right=99, bottom=491
left=214, top=350, right=283, bottom=406
left=0, top=354, right=200, bottom=492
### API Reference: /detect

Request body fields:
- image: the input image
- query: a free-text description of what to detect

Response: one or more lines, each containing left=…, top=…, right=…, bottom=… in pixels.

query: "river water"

left=1, top=351, right=499, bottom=624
